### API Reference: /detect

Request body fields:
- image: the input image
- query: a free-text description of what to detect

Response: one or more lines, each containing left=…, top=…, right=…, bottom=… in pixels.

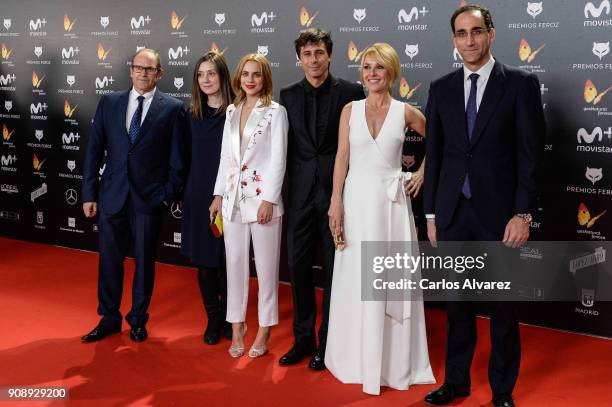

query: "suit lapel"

left=116, top=91, right=130, bottom=143
left=450, top=70, right=469, bottom=152
left=469, top=62, right=505, bottom=149
left=229, top=104, right=241, bottom=165
left=322, top=75, right=340, bottom=148
left=132, top=91, right=165, bottom=147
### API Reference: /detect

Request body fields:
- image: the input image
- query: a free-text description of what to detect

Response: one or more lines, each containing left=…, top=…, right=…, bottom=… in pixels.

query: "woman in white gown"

left=325, top=43, right=435, bottom=395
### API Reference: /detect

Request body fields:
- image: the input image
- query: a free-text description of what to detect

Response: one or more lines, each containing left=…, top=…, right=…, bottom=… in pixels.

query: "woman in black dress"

left=181, top=52, right=235, bottom=344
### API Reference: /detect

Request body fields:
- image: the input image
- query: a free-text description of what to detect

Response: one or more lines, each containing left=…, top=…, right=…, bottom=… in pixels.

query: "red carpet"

left=0, top=237, right=610, bottom=406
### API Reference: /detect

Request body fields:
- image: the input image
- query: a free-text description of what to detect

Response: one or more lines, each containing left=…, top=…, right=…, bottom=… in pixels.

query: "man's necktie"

left=462, top=73, right=479, bottom=199
left=128, top=95, right=144, bottom=144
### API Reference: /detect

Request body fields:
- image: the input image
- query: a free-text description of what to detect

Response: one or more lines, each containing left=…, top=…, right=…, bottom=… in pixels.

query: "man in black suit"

left=279, top=28, right=364, bottom=370
left=81, top=48, right=186, bottom=343
left=423, top=5, right=544, bottom=407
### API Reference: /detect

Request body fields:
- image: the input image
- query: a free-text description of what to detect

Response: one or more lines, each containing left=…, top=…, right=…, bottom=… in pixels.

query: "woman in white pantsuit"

left=210, top=53, right=288, bottom=358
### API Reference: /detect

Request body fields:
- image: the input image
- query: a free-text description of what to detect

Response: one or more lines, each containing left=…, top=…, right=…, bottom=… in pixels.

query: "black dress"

left=181, top=105, right=226, bottom=267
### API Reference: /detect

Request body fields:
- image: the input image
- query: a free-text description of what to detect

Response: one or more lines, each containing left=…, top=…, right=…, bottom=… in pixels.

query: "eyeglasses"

left=454, top=28, right=490, bottom=40
left=131, top=65, right=159, bottom=74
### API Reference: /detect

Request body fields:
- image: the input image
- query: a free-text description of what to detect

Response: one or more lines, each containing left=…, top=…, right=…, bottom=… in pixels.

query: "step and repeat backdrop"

left=0, top=0, right=611, bottom=336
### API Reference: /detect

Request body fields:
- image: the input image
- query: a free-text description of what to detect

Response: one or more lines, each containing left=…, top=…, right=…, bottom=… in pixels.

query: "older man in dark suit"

left=81, top=48, right=186, bottom=343
left=423, top=5, right=545, bottom=407
left=279, top=29, right=365, bottom=370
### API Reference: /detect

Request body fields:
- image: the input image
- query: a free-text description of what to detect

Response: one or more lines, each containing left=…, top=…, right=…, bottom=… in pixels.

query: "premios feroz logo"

left=91, top=16, right=118, bottom=37
left=339, top=8, right=380, bottom=33
left=202, top=12, right=236, bottom=36
left=401, top=43, right=433, bottom=70
left=27, top=45, right=50, bottom=65
left=1, top=18, right=19, bottom=38
left=1, top=101, right=20, bottom=120
left=27, top=129, right=51, bottom=150
left=507, top=1, right=560, bottom=30
left=58, top=74, right=84, bottom=95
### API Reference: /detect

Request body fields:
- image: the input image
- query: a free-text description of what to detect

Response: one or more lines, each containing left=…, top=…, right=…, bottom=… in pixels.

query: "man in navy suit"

left=81, top=48, right=186, bottom=342
left=423, top=5, right=545, bottom=407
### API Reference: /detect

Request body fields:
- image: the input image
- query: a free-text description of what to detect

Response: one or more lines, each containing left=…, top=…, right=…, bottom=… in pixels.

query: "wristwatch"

left=515, top=213, right=532, bottom=224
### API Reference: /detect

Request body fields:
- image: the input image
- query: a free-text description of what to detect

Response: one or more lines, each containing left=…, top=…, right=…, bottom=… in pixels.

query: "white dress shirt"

left=463, top=55, right=495, bottom=112
left=125, top=87, right=156, bottom=133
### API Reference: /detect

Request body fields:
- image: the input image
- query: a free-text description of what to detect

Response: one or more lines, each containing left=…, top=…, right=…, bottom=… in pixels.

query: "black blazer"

left=280, top=74, right=364, bottom=209
left=424, top=62, right=545, bottom=235
left=82, top=89, right=187, bottom=215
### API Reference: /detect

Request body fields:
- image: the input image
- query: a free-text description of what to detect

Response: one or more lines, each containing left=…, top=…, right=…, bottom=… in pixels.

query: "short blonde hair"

left=360, top=43, right=400, bottom=94
left=232, top=53, right=273, bottom=107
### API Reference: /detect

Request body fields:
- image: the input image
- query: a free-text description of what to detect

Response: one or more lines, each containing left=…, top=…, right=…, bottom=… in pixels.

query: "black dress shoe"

left=129, top=325, right=148, bottom=342
left=308, top=351, right=326, bottom=371
left=81, top=325, right=121, bottom=342
left=493, top=395, right=515, bottom=407
left=425, top=383, right=470, bottom=405
left=279, top=343, right=314, bottom=366
left=203, top=319, right=222, bottom=345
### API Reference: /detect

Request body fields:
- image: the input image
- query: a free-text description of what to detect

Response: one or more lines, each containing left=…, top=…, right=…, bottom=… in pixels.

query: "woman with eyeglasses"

left=210, top=53, right=288, bottom=358
left=181, top=52, right=235, bottom=345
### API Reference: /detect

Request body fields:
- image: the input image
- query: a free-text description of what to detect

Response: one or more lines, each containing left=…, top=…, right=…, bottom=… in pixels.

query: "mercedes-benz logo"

left=65, top=188, right=78, bottom=205
left=170, top=202, right=183, bottom=219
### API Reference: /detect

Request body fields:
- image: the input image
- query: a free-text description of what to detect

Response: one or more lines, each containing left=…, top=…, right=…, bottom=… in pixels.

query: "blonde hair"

left=360, top=43, right=400, bottom=95
left=232, top=53, right=273, bottom=107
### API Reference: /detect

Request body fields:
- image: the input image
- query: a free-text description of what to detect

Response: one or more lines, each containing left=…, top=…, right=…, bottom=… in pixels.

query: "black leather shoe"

left=279, top=343, right=314, bottom=366
left=308, top=351, right=326, bottom=371
left=222, top=321, right=232, bottom=340
left=493, top=395, right=515, bottom=407
left=425, top=383, right=470, bottom=405
left=129, top=325, right=148, bottom=342
left=81, top=325, right=121, bottom=342
left=203, top=319, right=222, bottom=345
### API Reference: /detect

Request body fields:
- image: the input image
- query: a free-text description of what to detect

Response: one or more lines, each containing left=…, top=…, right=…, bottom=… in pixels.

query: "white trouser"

left=223, top=207, right=281, bottom=327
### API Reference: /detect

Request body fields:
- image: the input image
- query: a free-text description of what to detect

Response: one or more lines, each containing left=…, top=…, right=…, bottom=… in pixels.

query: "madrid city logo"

left=592, top=41, right=610, bottom=59
left=399, top=78, right=421, bottom=101
left=518, top=39, right=545, bottom=63
left=170, top=10, right=187, bottom=30
left=63, top=15, right=76, bottom=32
left=299, top=6, right=319, bottom=27
left=584, top=80, right=611, bottom=105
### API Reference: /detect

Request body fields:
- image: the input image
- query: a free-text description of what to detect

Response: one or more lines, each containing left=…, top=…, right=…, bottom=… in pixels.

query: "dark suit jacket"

left=280, top=74, right=365, bottom=209
left=424, top=62, right=545, bottom=235
left=82, top=89, right=186, bottom=215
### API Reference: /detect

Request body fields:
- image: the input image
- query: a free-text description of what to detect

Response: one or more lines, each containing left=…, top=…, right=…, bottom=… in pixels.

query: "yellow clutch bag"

left=210, top=212, right=223, bottom=238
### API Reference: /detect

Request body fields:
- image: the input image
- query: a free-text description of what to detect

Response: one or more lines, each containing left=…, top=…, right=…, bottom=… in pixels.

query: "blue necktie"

left=462, top=73, right=479, bottom=199
left=129, top=95, right=144, bottom=144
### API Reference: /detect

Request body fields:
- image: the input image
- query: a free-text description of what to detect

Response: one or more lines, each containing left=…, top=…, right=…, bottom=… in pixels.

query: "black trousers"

left=197, top=265, right=227, bottom=324
left=437, top=197, right=520, bottom=399
left=97, top=197, right=161, bottom=329
left=286, top=184, right=335, bottom=349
